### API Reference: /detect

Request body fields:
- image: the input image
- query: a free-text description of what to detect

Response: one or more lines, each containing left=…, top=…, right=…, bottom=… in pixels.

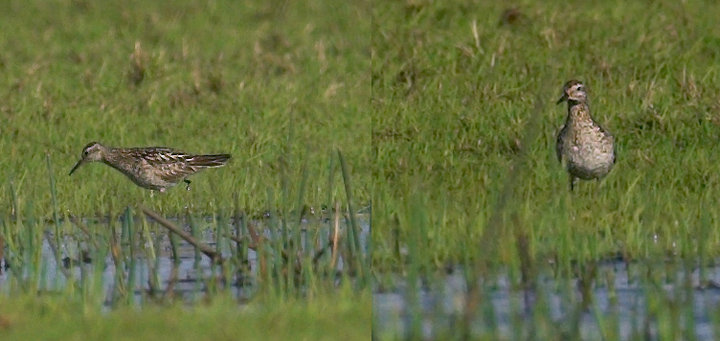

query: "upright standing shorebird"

left=69, top=142, right=231, bottom=193
left=555, top=80, right=616, bottom=191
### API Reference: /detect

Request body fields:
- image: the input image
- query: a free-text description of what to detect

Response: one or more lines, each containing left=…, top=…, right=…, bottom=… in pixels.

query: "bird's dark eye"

left=83, top=150, right=89, bottom=156
left=577, top=86, right=584, bottom=92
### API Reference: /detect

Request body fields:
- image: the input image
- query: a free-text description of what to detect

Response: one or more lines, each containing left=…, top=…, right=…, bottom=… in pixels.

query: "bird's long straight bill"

left=556, top=94, right=568, bottom=104
left=69, top=160, right=85, bottom=175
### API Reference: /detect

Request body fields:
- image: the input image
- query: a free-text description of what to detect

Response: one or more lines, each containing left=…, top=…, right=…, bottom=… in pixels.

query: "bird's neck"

left=101, top=148, right=126, bottom=168
left=566, top=100, right=593, bottom=123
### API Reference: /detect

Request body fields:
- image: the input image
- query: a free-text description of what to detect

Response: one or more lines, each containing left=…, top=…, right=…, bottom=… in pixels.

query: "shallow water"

left=374, top=262, right=720, bottom=339
left=0, top=216, right=370, bottom=306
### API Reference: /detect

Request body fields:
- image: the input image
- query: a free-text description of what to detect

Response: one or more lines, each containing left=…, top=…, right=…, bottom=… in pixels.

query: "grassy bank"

left=0, top=289, right=371, bottom=341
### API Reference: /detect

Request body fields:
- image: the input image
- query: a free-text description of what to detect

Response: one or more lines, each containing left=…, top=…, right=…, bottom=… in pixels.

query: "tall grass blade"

left=338, top=149, right=365, bottom=281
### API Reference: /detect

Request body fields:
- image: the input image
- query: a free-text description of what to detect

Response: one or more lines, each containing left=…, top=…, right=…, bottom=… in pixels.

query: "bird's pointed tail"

left=187, top=154, right=231, bottom=168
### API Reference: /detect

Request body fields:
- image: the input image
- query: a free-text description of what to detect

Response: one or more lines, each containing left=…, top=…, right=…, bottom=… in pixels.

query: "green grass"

left=0, top=289, right=371, bottom=341
left=0, top=0, right=370, bottom=216
left=372, top=0, right=720, bottom=271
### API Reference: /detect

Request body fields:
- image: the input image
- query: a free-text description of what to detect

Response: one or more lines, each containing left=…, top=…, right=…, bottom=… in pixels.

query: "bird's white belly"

left=567, top=147, right=614, bottom=180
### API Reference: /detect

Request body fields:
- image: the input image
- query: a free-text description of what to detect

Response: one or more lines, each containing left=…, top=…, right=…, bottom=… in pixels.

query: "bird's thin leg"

left=184, top=179, right=191, bottom=191
left=569, top=177, right=576, bottom=192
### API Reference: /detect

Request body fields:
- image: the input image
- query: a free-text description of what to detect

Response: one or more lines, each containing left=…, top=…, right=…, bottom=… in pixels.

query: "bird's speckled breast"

left=564, top=119, right=615, bottom=180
